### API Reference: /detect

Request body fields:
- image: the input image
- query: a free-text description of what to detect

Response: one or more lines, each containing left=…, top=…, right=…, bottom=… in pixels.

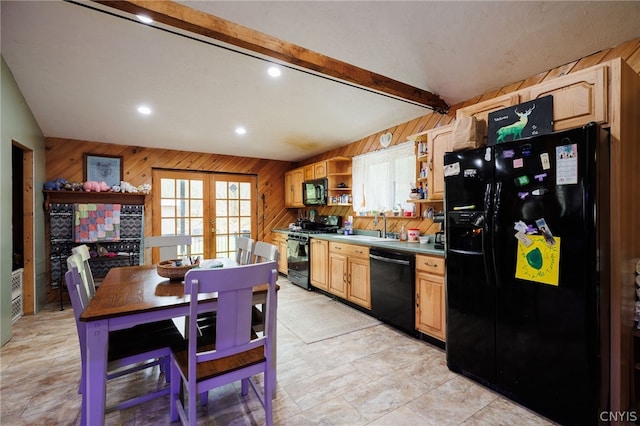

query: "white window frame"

left=352, top=142, right=415, bottom=215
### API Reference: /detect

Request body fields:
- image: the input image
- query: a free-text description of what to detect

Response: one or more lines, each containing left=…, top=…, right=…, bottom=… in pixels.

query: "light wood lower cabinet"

left=272, top=233, right=288, bottom=275
left=310, top=239, right=328, bottom=291
left=415, top=254, right=446, bottom=341
left=328, top=242, right=371, bottom=309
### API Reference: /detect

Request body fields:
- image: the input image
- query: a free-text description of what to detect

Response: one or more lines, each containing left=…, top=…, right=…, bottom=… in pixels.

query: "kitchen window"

left=352, top=142, right=415, bottom=214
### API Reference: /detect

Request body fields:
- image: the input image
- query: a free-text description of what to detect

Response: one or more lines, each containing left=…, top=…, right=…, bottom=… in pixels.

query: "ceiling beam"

left=93, top=0, right=449, bottom=112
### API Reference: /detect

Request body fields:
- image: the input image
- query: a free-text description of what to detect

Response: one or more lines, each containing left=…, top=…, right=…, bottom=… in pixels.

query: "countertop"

left=273, top=228, right=445, bottom=257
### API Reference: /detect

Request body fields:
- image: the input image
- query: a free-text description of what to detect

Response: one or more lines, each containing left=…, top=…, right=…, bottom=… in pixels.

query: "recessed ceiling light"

left=267, top=66, right=281, bottom=77
left=137, top=105, right=152, bottom=115
left=136, top=15, right=153, bottom=24
left=235, top=126, right=247, bottom=135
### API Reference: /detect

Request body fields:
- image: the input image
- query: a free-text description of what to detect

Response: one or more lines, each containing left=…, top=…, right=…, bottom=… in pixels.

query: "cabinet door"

left=347, top=257, right=371, bottom=309
left=314, top=161, right=327, bottom=178
left=304, top=164, right=315, bottom=181
left=328, top=252, right=348, bottom=299
left=523, top=64, right=608, bottom=130
left=426, top=125, right=453, bottom=201
left=285, top=168, right=304, bottom=208
left=310, top=239, right=328, bottom=290
left=416, top=271, right=445, bottom=341
left=275, top=236, right=288, bottom=275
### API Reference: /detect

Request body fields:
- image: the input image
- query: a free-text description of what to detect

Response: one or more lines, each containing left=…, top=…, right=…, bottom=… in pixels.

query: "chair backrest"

left=235, top=237, right=254, bottom=265
left=71, top=244, right=96, bottom=298
left=144, top=235, right=192, bottom=262
left=64, top=265, right=88, bottom=361
left=183, top=261, right=278, bottom=375
left=67, top=253, right=91, bottom=307
left=252, top=241, right=278, bottom=264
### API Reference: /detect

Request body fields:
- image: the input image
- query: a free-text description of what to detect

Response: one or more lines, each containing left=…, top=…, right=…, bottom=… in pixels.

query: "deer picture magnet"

left=487, top=95, right=553, bottom=145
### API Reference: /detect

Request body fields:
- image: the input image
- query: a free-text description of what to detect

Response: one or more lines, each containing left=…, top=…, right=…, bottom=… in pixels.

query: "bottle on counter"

left=399, top=226, right=408, bottom=241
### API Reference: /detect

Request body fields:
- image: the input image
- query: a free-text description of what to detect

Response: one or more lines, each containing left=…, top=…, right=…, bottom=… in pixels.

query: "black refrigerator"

left=444, top=123, right=610, bottom=425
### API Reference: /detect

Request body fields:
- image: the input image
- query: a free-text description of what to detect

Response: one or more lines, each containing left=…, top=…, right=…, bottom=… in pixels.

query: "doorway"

left=151, top=170, right=257, bottom=263
left=12, top=142, right=34, bottom=315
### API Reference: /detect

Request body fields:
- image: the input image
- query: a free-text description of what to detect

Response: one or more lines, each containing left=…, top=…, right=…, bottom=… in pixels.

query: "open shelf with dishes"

left=326, top=157, right=352, bottom=206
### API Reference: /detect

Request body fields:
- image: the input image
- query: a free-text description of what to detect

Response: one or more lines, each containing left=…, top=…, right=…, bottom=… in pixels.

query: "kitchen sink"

left=332, top=235, right=398, bottom=242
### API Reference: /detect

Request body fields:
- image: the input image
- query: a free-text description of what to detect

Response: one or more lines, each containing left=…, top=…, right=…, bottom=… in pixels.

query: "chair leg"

left=264, top=369, right=273, bottom=426
left=170, top=361, right=180, bottom=422
left=200, top=391, right=207, bottom=406
left=241, top=378, right=249, bottom=396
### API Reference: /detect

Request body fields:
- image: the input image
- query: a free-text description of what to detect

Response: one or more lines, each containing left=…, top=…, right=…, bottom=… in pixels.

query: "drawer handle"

left=423, top=261, right=439, bottom=267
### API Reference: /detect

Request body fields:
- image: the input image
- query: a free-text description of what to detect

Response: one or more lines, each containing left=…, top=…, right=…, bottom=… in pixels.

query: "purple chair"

left=170, top=261, right=278, bottom=426
left=65, top=263, right=185, bottom=421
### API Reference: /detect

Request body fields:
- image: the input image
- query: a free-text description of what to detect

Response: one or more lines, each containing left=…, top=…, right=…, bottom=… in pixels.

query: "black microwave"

left=302, top=178, right=327, bottom=206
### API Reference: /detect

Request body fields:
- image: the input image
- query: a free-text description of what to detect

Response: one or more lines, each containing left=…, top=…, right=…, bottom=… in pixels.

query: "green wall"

left=1, top=56, right=47, bottom=346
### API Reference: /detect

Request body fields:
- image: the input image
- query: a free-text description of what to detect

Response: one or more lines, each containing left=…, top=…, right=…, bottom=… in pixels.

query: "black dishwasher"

left=369, top=248, right=416, bottom=335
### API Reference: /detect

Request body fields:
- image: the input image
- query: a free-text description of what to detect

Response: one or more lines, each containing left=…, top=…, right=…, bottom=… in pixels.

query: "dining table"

left=78, top=259, right=277, bottom=425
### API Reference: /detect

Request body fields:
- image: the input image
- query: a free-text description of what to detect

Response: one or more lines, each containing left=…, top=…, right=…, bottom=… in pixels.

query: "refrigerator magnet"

left=443, top=162, right=460, bottom=177
left=514, top=221, right=528, bottom=233
left=463, top=169, right=477, bottom=178
left=521, top=144, right=532, bottom=157
left=534, top=173, right=547, bottom=182
left=517, top=191, right=529, bottom=200
left=540, top=153, right=551, bottom=170
left=515, top=231, right=533, bottom=247
left=513, top=158, right=524, bottom=168
left=555, top=144, right=578, bottom=185
left=502, top=149, right=515, bottom=159
left=535, top=218, right=556, bottom=246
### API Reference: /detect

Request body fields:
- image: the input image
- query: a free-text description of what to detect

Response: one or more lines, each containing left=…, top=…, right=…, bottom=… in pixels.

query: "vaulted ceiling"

left=2, top=1, right=639, bottom=161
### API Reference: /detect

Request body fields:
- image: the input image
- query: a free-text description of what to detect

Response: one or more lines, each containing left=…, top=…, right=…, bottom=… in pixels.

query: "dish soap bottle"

left=399, top=226, right=408, bottom=241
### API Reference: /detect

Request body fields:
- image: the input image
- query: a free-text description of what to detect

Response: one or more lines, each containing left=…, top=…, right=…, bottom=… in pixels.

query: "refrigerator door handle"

left=482, top=182, right=494, bottom=288
left=492, top=181, right=502, bottom=288
left=450, top=249, right=483, bottom=256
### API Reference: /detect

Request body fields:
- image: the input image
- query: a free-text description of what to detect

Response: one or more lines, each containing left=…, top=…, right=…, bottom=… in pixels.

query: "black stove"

left=287, top=216, right=340, bottom=289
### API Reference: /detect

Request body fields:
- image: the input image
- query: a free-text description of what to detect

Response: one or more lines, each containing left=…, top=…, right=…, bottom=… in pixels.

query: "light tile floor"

left=1, top=278, right=554, bottom=425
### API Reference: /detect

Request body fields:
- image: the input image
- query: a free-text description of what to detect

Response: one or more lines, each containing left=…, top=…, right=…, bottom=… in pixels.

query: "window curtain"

left=352, top=142, right=415, bottom=214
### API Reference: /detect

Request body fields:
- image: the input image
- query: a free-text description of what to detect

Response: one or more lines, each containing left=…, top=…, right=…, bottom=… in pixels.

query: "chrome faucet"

left=373, top=211, right=387, bottom=238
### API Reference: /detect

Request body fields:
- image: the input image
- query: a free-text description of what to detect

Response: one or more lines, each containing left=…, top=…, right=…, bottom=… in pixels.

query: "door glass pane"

left=161, top=179, right=175, bottom=198
left=229, top=199, right=239, bottom=216
left=191, top=180, right=203, bottom=198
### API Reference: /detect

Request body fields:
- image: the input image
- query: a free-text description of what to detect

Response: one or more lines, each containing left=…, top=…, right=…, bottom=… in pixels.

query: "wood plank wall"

left=302, top=38, right=640, bottom=238
left=44, top=37, right=639, bottom=275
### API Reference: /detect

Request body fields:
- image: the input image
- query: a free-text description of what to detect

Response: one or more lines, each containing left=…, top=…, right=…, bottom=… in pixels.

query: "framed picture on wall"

left=83, top=153, right=123, bottom=188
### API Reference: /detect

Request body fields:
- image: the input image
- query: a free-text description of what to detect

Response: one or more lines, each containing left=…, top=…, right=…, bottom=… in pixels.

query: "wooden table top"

left=80, top=262, right=272, bottom=322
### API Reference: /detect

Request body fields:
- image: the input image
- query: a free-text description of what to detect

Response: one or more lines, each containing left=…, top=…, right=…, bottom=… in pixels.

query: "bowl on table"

left=156, top=259, right=197, bottom=281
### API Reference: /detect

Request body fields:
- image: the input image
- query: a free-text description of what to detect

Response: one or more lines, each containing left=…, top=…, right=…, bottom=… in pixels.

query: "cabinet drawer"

left=329, top=242, right=369, bottom=259
left=415, top=254, right=445, bottom=275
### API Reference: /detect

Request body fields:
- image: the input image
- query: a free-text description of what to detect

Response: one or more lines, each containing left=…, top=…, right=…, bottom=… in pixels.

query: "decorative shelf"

left=43, top=190, right=146, bottom=210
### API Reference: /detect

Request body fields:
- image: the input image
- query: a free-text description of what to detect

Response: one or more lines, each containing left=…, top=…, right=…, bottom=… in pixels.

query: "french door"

left=151, top=170, right=257, bottom=263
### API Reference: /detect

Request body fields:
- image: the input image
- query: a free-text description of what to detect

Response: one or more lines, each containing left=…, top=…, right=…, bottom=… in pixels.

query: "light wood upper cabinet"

left=310, top=238, right=329, bottom=291
left=284, top=167, right=304, bottom=208
left=426, top=125, right=454, bottom=201
left=415, top=254, right=446, bottom=341
left=522, top=64, right=608, bottom=131
left=313, top=161, right=327, bottom=179
left=304, top=160, right=327, bottom=180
